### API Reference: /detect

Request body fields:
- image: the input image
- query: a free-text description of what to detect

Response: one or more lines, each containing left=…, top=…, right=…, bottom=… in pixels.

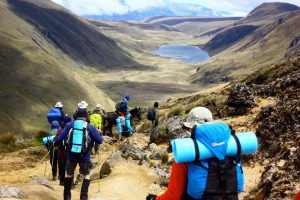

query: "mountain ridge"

left=83, top=3, right=231, bottom=21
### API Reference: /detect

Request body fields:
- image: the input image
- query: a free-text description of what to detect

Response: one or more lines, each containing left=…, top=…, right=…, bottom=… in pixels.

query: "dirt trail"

left=89, top=160, right=158, bottom=200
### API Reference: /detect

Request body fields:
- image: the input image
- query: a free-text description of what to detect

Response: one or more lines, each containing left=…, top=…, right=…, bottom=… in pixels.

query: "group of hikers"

left=44, top=96, right=160, bottom=200
left=42, top=97, right=300, bottom=200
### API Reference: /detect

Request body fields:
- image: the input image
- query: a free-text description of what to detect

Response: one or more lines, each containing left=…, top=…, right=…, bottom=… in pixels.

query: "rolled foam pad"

left=172, top=132, right=258, bottom=163
left=42, top=135, right=55, bottom=145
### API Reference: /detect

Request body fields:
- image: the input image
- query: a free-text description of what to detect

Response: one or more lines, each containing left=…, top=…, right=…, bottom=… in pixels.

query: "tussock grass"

left=167, top=106, right=183, bottom=118
left=36, top=130, right=48, bottom=142
left=136, top=121, right=152, bottom=133
left=0, top=132, right=16, bottom=145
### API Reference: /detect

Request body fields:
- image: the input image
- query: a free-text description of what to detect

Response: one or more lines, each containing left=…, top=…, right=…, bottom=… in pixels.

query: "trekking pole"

left=44, top=160, right=48, bottom=177
left=26, top=151, right=50, bottom=182
left=51, top=148, right=55, bottom=180
left=97, top=151, right=100, bottom=192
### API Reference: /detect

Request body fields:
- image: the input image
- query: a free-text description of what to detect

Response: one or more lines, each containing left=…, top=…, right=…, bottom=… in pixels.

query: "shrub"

left=167, top=106, right=182, bottom=118
left=158, top=125, right=168, bottom=137
left=36, top=130, right=48, bottom=142
left=0, top=132, right=16, bottom=145
left=136, top=121, right=152, bottom=133
left=161, top=152, right=169, bottom=164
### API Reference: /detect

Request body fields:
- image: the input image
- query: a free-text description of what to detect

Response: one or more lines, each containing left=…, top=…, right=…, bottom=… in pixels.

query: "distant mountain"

left=190, top=2, right=300, bottom=86
left=203, top=2, right=300, bottom=55
left=84, top=3, right=231, bottom=21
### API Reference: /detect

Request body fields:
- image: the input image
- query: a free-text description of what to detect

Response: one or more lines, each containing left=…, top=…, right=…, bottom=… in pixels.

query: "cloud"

left=51, top=0, right=168, bottom=15
left=51, top=0, right=300, bottom=16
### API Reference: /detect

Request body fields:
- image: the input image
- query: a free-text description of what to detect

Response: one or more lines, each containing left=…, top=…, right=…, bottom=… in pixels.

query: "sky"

left=51, top=0, right=300, bottom=16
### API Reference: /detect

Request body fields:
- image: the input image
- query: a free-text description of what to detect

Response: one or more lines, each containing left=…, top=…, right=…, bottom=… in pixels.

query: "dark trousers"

left=152, top=120, right=158, bottom=128
left=58, top=160, right=66, bottom=182
left=50, top=149, right=58, bottom=177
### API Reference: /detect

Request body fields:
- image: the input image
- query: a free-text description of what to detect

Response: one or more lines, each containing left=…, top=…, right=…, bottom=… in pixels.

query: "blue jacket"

left=55, top=120, right=103, bottom=162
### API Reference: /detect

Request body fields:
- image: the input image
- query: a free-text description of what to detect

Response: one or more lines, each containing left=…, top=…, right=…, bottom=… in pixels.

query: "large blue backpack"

left=186, top=122, right=244, bottom=200
left=67, top=120, right=90, bottom=154
left=47, top=108, right=62, bottom=125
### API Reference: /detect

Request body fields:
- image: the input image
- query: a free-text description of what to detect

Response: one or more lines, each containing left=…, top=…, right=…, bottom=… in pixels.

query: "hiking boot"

left=64, top=178, right=73, bottom=200
left=80, top=179, right=91, bottom=200
left=59, top=181, right=64, bottom=186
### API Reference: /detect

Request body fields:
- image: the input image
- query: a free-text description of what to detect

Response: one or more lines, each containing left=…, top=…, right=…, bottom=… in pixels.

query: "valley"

left=0, top=0, right=299, bottom=200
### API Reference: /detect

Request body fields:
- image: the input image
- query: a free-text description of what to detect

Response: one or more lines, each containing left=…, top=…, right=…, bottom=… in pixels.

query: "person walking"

left=54, top=114, right=72, bottom=185
left=48, top=120, right=60, bottom=181
left=55, top=106, right=103, bottom=200
left=90, top=104, right=105, bottom=154
left=146, top=107, right=244, bottom=200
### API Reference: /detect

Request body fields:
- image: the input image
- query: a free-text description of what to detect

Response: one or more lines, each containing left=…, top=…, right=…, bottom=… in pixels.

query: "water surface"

left=152, top=44, right=210, bottom=63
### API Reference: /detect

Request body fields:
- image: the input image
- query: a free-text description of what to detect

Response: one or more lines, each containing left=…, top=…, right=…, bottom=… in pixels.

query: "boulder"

left=149, top=150, right=165, bottom=160
left=225, top=83, right=257, bottom=116
left=100, top=161, right=112, bottom=179
left=149, top=143, right=157, bottom=152
left=0, top=186, right=25, bottom=198
left=150, top=116, right=190, bottom=144
left=119, top=141, right=146, bottom=161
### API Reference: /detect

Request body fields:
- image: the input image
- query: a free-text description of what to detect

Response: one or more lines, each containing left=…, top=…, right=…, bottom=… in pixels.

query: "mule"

left=103, top=107, right=142, bottom=137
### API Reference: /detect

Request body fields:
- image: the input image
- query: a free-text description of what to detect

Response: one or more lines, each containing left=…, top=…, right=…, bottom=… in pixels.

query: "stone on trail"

left=0, top=186, right=26, bottom=198
left=149, top=143, right=158, bottom=151
left=29, top=176, right=54, bottom=190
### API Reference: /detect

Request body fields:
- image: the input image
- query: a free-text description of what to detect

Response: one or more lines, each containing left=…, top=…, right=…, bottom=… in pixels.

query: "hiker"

left=146, top=107, right=243, bottom=200
left=48, top=120, right=60, bottom=181
left=147, top=102, right=159, bottom=128
left=115, top=96, right=130, bottom=115
left=47, top=102, right=65, bottom=125
left=54, top=106, right=103, bottom=200
left=73, top=101, right=89, bottom=120
left=115, top=96, right=135, bottom=137
left=93, top=104, right=106, bottom=117
left=90, top=104, right=105, bottom=154
left=54, top=114, right=72, bottom=186
left=55, top=102, right=65, bottom=124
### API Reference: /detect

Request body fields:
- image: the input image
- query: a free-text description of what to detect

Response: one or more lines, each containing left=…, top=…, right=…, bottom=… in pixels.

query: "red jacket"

left=295, top=192, right=300, bottom=200
left=156, top=161, right=188, bottom=200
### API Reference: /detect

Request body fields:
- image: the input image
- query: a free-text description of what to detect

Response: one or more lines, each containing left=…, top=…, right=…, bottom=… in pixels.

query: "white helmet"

left=55, top=102, right=63, bottom=108
left=78, top=100, right=88, bottom=109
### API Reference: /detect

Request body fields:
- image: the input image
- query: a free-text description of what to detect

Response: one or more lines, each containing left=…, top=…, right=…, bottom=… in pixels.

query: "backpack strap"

left=191, top=125, right=203, bottom=164
left=231, top=129, right=242, bottom=166
left=192, top=138, right=200, bottom=162
left=67, top=128, right=73, bottom=151
left=82, top=122, right=88, bottom=154
left=191, top=125, right=197, bottom=139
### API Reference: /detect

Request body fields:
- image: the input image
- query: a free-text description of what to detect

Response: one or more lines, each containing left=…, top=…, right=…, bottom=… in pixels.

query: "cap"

left=183, top=107, right=213, bottom=128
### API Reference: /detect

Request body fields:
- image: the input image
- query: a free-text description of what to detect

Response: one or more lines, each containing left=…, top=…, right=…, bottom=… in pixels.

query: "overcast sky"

left=51, top=0, right=300, bottom=16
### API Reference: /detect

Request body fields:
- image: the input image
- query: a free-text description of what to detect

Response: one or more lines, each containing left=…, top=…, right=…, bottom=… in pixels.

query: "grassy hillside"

left=0, top=0, right=120, bottom=136
left=7, top=0, right=143, bottom=70
left=191, top=3, right=300, bottom=86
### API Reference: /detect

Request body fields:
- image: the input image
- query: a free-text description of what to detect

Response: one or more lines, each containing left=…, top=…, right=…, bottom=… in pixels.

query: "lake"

left=152, top=44, right=210, bottom=63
